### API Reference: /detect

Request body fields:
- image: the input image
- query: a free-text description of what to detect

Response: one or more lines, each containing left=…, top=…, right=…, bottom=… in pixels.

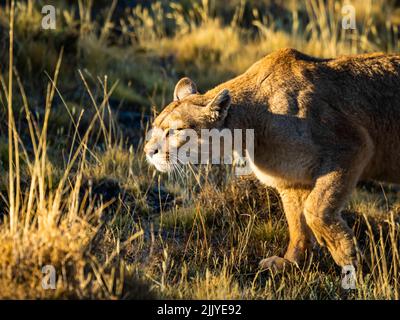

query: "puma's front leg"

left=260, top=187, right=313, bottom=271
left=304, top=137, right=373, bottom=267
left=304, top=170, right=359, bottom=267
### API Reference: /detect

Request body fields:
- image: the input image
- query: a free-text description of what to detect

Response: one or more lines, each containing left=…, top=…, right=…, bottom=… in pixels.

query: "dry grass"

left=0, top=0, right=399, bottom=299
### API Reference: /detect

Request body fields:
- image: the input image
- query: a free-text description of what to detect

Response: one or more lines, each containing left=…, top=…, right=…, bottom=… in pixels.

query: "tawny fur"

left=144, top=48, right=400, bottom=270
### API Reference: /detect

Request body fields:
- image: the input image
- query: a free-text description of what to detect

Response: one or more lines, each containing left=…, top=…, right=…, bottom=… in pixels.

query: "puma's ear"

left=206, top=89, right=231, bottom=122
left=173, top=77, right=197, bottom=101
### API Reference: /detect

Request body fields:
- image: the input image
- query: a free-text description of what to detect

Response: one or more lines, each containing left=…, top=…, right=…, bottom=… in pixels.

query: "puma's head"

left=144, top=77, right=231, bottom=172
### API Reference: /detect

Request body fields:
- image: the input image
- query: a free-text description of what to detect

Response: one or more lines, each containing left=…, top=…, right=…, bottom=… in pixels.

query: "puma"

left=144, top=48, right=400, bottom=270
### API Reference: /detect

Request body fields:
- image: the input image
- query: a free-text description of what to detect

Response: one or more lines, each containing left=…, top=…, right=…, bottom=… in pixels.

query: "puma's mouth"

left=146, top=151, right=180, bottom=173
left=146, top=154, right=170, bottom=172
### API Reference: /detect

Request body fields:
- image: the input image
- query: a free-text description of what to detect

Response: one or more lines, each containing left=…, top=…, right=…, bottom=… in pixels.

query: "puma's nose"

left=148, top=149, right=158, bottom=157
left=145, top=147, right=159, bottom=158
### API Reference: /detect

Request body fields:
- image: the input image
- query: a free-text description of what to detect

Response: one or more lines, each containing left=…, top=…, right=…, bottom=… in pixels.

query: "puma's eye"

left=165, top=128, right=184, bottom=137
left=165, top=129, right=172, bottom=138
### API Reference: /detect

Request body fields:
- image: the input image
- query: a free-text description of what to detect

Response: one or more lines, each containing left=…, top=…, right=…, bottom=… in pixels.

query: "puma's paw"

left=259, top=256, right=292, bottom=272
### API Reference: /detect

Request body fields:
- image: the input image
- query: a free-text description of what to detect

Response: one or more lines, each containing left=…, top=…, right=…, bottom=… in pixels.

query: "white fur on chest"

left=248, top=158, right=282, bottom=188
left=247, top=154, right=313, bottom=189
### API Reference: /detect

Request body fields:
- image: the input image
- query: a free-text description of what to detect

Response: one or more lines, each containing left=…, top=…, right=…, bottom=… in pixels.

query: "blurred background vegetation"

left=0, top=0, right=399, bottom=299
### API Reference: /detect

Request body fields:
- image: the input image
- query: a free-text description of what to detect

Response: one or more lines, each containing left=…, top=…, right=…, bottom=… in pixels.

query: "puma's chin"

left=146, top=155, right=173, bottom=173
left=154, top=162, right=172, bottom=173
